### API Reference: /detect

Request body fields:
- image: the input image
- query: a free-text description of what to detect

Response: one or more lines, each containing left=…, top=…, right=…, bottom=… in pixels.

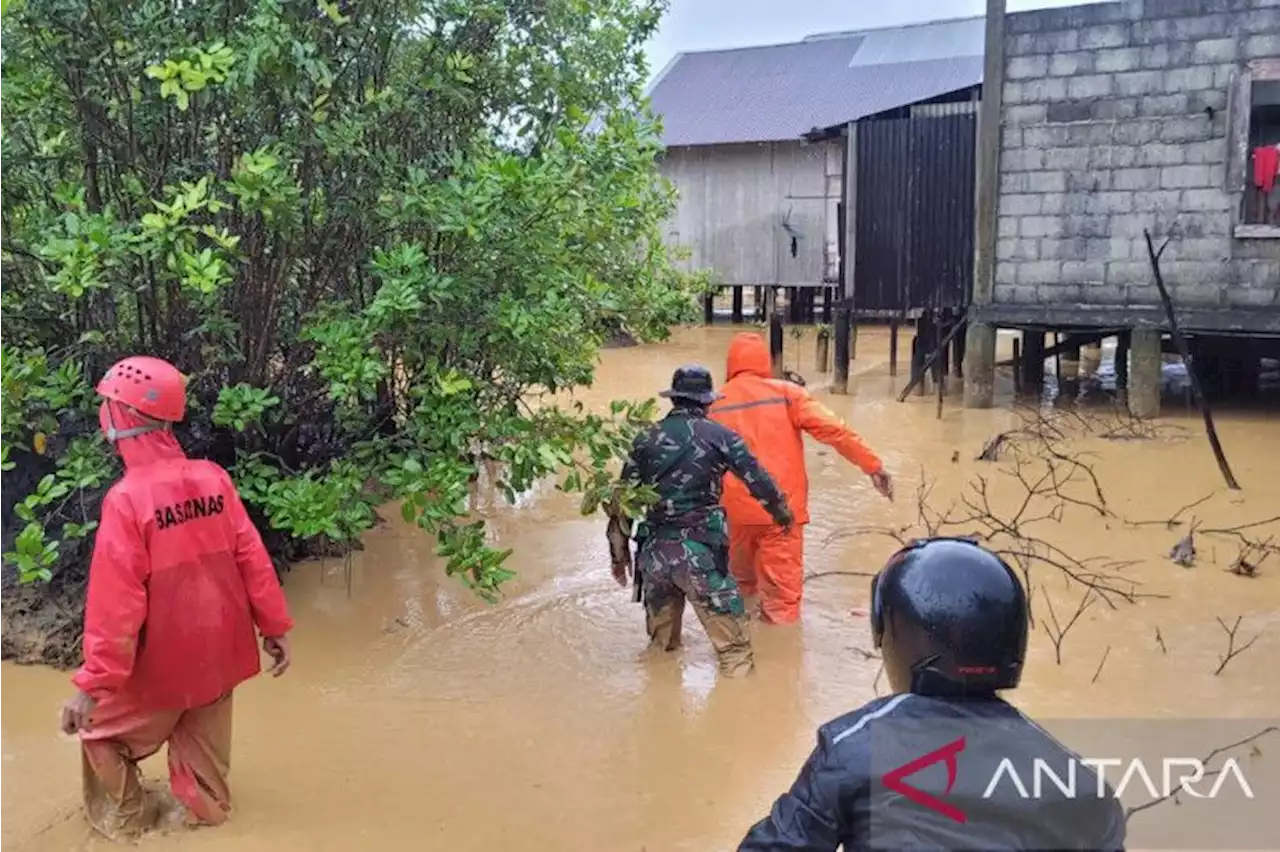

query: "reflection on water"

left=3, top=325, right=1279, bottom=851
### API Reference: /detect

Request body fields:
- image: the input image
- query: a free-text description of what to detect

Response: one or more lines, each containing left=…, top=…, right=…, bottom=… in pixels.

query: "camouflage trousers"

left=636, top=537, right=754, bottom=677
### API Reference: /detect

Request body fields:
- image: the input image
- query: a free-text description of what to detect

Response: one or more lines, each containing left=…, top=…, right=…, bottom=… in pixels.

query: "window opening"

left=1245, top=80, right=1280, bottom=225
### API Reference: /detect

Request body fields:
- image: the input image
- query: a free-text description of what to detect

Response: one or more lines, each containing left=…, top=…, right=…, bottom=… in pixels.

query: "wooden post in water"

left=840, top=121, right=859, bottom=368
left=731, top=287, right=744, bottom=324
left=1115, top=331, right=1130, bottom=394
left=769, top=312, right=785, bottom=378
left=832, top=307, right=851, bottom=393
left=703, top=291, right=715, bottom=325
left=1012, top=337, right=1023, bottom=393
left=963, top=0, right=1006, bottom=409
left=889, top=318, right=900, bottom=377
left=1020, top=330, right=1046, bottom=393
left=916, top=313, right=936, bottom=396
left=935, top=312, right=947, bottom=419
left=1052, top=332, right=1063, bottom=393
left=938, top=310, right=953, bottom=378
left=822, top=287, right=833, bottom=324
left=951, top=320, right=966, bottom=378
left=816, top=328, right=831, bottom=372
left=913, top=314, right=933, bottom=397
left=895, top=320, right=967, bottom=402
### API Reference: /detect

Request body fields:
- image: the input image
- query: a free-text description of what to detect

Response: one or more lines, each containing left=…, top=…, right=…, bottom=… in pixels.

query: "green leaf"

left=2, top=0, right=697, bottom=603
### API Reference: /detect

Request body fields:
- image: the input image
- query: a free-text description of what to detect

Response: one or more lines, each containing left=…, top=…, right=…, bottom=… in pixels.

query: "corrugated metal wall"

left=659, top=140, right=841, bottom=289
left=853, top=107, right=977, bottom=313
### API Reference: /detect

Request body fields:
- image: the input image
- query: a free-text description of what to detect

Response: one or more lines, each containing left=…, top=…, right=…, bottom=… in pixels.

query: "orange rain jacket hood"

left=711, top=333, right=884, bottom=526
left=72, top=401, right=293, bottom=711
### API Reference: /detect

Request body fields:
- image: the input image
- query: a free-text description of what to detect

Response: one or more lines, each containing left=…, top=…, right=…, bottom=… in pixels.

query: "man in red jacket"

left=710, top=333, right=893, bottom=625
left=59, top=356, right=294, bottom=839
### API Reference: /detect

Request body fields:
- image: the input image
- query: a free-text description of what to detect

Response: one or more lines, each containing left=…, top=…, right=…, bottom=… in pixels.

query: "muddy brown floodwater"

left=4, top=326, right=1280, bottom=851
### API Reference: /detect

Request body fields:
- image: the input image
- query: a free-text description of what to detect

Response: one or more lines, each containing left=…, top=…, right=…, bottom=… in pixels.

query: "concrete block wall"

left=994, top=0, right=1280, bottom=313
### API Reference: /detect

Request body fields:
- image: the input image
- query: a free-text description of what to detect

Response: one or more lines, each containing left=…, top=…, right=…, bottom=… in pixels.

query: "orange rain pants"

left=729, top=523, right=805, bottom=624
left=79, top=692, right=234, bottom=840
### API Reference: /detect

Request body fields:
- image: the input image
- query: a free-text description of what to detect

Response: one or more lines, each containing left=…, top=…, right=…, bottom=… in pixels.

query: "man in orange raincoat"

left=710, top=333, right=893, bottom=625
left=59, top=356, right=294, bottom=839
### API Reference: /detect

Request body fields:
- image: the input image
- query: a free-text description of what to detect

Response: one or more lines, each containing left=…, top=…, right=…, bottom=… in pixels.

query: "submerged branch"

left=1125, top=726, right=1280, bottom=821
left=804, top=570, right=877, bottom=582
left=1213, top=616, right=1263, bottom=676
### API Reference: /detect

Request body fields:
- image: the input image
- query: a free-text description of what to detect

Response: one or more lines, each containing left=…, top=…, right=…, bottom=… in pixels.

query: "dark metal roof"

left=648, top=16, right=986, bottom=147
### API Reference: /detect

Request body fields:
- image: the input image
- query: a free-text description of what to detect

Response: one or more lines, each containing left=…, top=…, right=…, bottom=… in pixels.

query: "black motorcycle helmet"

left=659, top=364, right=723, bottom=406
left=870, top=537, right=1028, bottom=696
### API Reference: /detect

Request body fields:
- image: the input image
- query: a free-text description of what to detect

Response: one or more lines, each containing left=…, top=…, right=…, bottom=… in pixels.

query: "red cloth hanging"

left=1254, top=146, right=1280, bottom=195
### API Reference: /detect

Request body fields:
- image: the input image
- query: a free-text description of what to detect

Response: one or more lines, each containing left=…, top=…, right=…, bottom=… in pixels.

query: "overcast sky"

left=642, top=0, right=1108, bottom=80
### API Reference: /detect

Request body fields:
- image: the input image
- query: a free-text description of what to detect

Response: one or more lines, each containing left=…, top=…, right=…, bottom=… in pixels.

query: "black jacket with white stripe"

left=737, top=693, right=1126, bottom=851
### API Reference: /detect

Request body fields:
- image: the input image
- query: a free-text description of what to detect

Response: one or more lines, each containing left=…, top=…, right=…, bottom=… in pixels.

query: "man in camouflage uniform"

left=616, top=365, right=794, bottom=677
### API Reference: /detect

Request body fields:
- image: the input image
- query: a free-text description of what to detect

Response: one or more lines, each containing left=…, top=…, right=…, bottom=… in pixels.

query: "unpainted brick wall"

left=995, top=0, right=1280, bottom=309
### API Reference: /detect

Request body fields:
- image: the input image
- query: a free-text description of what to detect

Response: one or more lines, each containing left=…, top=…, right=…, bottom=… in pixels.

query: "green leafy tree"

left=1, top=0, right=701, bottom=653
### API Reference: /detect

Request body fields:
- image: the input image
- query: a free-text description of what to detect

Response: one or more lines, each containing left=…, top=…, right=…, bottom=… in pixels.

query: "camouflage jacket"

left=621, top=408, right=792, bottom=545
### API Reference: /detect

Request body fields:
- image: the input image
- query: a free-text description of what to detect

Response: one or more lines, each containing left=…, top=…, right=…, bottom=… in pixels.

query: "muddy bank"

left=1, top=572, right=92, bottom=670
left=3, top=325, right=1279, bottom=851
left=0, top=423, right=105, bottom=669
left=1, top=424, right=372, bottom=670
left=1, top=517, right=368, bottom=670
left=602, top=328, right=640, bottom=348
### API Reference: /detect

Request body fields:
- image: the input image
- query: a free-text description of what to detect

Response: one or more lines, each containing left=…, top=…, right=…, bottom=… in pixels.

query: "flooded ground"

left=3, top=325, right=1279, bottom=851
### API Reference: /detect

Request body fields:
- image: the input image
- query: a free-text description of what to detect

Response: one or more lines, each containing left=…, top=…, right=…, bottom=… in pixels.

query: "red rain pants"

left=79, top=692, right=234, bottom=839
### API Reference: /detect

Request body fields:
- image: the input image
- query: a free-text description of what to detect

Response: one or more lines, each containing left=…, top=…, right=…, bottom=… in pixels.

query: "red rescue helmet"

left=96, top=356, right=187, bottom=423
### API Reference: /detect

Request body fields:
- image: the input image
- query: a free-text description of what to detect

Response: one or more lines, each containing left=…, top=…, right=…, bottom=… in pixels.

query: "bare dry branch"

left=1126, top=492, right=1215, bottom=530
left=1005, top=545, right=1037, bottom=628
left=820, top=524, right=912, bottom=550
left=1042, top=587, right=1096, bottom=664
left=1196, top=518, right=1280, bottom=575
left=1214, top=616, right=1263, bottom=676
left=830, top=407, right=1166, bottom=609
left=805, top=570, right=877, bottom=582
left=949, top=452, right=1151, bottom=606
left=977, top=430, right=1018, bottom=462
left=1145, top=230, right=1241, bottom=491
left=1125, top=726, right=1280, bottom=822
left=978, top=406, right=1182, bottom=466
left=1091, top=646, right=1111, bottom=684
left=1087, top=407, right=1185, bottom=442
left=1228, top=537, right=1271, bottom=578
left=1126, top=497, right=1278, bottom=573
left=1202, top=515, right=1280, bottom=536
